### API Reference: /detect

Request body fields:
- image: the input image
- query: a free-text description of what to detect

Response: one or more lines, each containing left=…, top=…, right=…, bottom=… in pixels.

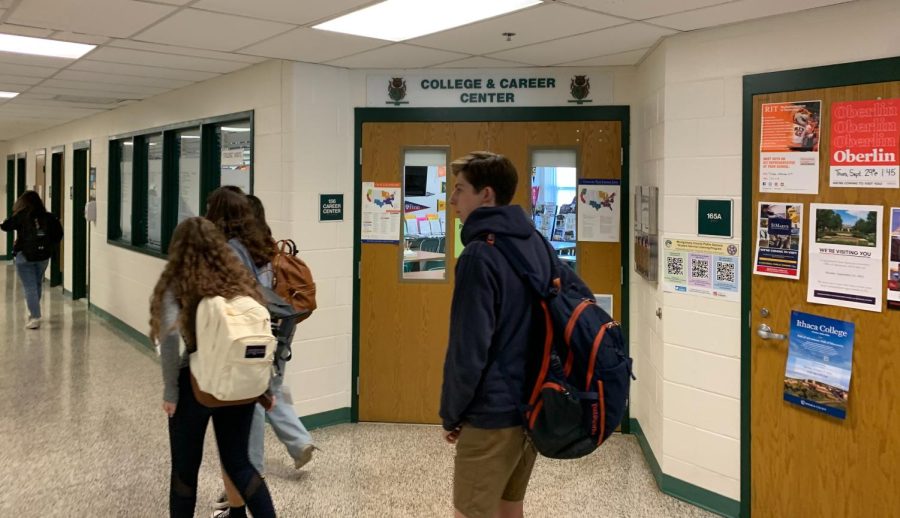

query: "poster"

left=759, top=100, right=821, bottom=194
left=594, top=294, right=613, bottom=318
left=887, top=208, right=900, bottom=309
left=533, top=203, right=556, bottom=240
left=807, top=204, right=883, bottom=312
left=577, top=179, right=620, bottom=242
left=784, top=311, right=854, bottom=419
left=361, top=182, right=401, bottom=243
left=754, top=202, right=803, bottom=279
left=662, top=238, right=740, bottom=301
left=829, top=98, right=900, bottom=188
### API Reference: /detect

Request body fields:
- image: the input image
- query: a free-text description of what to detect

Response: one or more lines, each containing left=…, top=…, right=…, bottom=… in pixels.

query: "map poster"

left=887, top=208, right=900, bottom=309
left=760, top=100, right=821, bottom=194
left=784, top=311, right=854, bottom=420
left=361, top=181, right=402, bottom=243
left=577, top=179, right=620, bottom=242
left=754, top=202, right=803, bottom=279
left=807, top=204, right=883, bottom=312
left=662, top=238, right=740, bottom=301
left=829, top=98, right=900, bottom=188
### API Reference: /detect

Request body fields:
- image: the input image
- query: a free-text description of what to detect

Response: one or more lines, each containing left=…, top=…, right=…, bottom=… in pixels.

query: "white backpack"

left=189, top=295, right=276, bottom=402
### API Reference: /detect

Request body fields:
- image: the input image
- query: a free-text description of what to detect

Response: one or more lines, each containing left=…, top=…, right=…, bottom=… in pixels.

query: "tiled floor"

left=0, top=265, right=715, bottom=517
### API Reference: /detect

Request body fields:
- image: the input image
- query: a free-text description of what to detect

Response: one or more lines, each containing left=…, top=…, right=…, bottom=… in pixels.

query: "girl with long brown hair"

left=1, top=190, right=61, bottom=329
left=149, top=217, right=276, bottom=518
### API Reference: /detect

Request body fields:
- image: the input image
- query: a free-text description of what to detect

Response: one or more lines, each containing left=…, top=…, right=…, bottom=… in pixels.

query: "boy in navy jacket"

left=440, top=152, right=549, bottom=518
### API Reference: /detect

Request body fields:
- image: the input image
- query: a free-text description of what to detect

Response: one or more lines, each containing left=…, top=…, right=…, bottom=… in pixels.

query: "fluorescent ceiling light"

left=0, top=91, right=19, bottom=98
left=221, top=126, right=250, bottom=132
left=313, top=0, right=542, bottom=42
left=0, top=33, right=95, bottom=59
left=180, top=135, right=200, bottom=139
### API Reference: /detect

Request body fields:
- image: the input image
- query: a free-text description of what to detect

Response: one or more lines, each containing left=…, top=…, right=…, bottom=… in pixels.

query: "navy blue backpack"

left=487, top=232, right=634, bottom=459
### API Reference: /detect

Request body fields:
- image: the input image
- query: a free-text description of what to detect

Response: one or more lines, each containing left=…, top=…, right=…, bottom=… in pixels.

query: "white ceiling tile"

left=326, top=44, right=468, bottom=69
left=410, top=3, right=628, bottom=56
left=0, top=81, right=36, bottom=91
left=0, top=50, right=72, bottom=68
left=50, top=31, right=111, bottom=45
left=0, top=75, right=44, bottom=86
left=29, top=85, right=151, bottom=100
left=648, top=0, right=853, bottom=30
left=106, top=39, right=266, bottom=64
left=132, top=9, right=296, bottom=52
left=488, top=22, right=675, bottom=66
left=55, top=69, right=194, bottom=89
left=0, top=61, right=60, bottom=78
left=0, top=23, right=54, bottom=37
left=191, top=0, right=375, bottom=26
left=138, top=0, right=193, bottom=4
left=240, top=27, right=386, bottom=63
left=557, top=47, right=650, bottom=66
left=431, top=56, right=532, bottom=69
left=87, top=46, right=250, bottom=74
left=69, top=59, right=220, bottom=82
left=560, top=0, right=734, bottom=20
left=40, top=78, right=168, bottom=96
left=7, top=0, right=177, bottom=38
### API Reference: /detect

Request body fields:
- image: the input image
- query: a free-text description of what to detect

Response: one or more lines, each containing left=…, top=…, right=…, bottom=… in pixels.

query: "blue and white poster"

left=784, top=311, right=855, bottom=419
left=577, top=179, right=620, bottom=242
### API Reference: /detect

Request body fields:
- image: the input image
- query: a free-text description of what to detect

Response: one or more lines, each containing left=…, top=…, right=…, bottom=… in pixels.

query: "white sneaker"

left=25, top=317, right=40, bottom=329
left=294, top=444, right=316, bottom=469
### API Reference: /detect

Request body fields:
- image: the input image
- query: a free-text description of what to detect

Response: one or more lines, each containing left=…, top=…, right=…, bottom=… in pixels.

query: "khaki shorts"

left=453, top=425, right=537, bottom=518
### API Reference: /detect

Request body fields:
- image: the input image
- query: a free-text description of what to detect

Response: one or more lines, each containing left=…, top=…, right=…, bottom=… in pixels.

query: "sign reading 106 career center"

left=319, top=194, right=343, bottom=222
left=367, top=71, right=613, bottom=108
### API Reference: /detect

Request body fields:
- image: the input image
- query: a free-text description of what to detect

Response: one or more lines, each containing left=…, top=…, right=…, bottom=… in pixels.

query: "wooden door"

left=359, top=120, right=622, bottom=424
left=751, top=81, right=900, bottom=515
left=50, top=151, right=64, bottom=287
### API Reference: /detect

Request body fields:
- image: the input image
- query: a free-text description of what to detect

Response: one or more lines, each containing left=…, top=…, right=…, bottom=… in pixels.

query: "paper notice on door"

left=829, top=99, right=900, bottom=188
left=362, top=182, right=401, bottom=243
left=577, top=179, right=620, bottom=242
left=807, top=204, right=883, bottom=312
left=759, top=101, right=821, bottom=194
left=887, top=208, right=900, bottom=310
left=754, top=202, right=803, bottom=279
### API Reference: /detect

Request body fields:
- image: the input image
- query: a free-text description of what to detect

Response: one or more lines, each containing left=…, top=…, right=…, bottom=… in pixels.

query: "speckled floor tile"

left=0, top=265, right=716, bottom=517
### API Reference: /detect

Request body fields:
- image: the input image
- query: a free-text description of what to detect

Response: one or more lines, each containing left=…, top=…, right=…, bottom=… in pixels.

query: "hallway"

left=0, top=265, right=713, bottom=517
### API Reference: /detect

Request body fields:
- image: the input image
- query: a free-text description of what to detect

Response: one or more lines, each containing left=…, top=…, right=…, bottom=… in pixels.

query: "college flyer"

left=887, top=208, right=900, bottom=309
left=754, top=202, right=803, bottom=279
left=577, top=179, right=620, bottom=242
left=829, top=98, right=900, bottom=188
left=759, top=100, right=821, bottom=194
left=784, top=311, right=854, bottom=420
left=662, top=238, right=740, bottom=301
left=361, top=182, right=401, bottom=243
left=807, top=204, right=883, bottom=312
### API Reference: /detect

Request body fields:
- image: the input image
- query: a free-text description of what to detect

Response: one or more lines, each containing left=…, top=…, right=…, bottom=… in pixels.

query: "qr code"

left=691, top=257, right=710, bottom=279
left=667, top=256, right=684, bottom=276
left=717, top=262, right=735, bottom=283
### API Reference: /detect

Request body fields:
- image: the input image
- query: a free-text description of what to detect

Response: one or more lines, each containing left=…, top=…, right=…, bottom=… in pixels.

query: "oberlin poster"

left=784, top=311, right=854, bottom=419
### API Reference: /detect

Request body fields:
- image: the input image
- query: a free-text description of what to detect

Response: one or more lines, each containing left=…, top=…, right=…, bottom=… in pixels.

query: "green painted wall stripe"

left=630, top=419, right=740, bottom=518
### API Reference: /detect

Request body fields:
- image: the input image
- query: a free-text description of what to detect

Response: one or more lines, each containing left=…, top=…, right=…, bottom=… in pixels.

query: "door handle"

left=757, top=323, right=786, bottom=341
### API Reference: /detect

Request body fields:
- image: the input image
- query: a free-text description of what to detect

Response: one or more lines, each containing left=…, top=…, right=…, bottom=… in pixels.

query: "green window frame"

left=107, top=110, right=254, bottom=257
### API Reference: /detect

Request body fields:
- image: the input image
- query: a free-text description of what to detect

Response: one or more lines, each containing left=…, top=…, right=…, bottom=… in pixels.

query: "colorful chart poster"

left=807, top=204, right=883, bottom=312
left=759, top=101, right=821, bottom=194
left=784, top=311, right=854, bottom=420
left=754, top=202, right=803, bottom=279
left=662, top=238, right=740, bottom=301
left=577, top=179, right=620, bottom=242
left=887, top=208, right=900, bottom=309
left=361, top=182, right=401, bottom=243
left=829, top=98, right=900, bottom=188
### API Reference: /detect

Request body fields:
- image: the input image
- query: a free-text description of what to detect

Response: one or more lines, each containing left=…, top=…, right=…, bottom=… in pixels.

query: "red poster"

left=759, top=101, right=821, bottom=194
left=830, top=99, right=900, bottom=188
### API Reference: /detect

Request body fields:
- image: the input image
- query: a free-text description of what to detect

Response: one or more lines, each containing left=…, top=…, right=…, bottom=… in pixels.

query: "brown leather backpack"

left=273, top=239, right=316, bottom=322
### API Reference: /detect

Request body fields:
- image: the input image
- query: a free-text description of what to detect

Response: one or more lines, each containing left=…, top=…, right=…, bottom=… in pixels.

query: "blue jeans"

left=249, top=358, right=314, bottom=472
left=14, top=253, right=49, bottom=318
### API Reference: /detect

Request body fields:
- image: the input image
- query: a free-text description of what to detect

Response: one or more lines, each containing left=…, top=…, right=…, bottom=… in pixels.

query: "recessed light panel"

left=0, top=33, right=95, bottom=59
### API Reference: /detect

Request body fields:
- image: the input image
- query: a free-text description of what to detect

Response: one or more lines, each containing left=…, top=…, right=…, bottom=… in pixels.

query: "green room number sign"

left=697, top=199, right=733, bottom=238
left=320, top=194, right=344, bottom=222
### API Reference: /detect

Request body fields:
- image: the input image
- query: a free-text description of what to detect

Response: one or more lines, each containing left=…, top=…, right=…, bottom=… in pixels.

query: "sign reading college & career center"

left=367, top=70, right=613, bottom=108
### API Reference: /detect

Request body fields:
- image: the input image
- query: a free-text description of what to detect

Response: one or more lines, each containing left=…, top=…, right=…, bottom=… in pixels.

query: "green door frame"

left=72, top=146, right=89, bottom=300
left=49, top=150, right=63, bottom=287
left=741, top=55, right=900, bottom=518
left=5, top=155, right=13, bottom=258
left=16, top=154, right=25, bottom=197
left=352, top=106, right=631, bottom=426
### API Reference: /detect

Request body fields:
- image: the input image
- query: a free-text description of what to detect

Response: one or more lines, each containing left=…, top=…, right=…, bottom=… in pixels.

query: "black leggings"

left=168, top=368, right=276, bottom=518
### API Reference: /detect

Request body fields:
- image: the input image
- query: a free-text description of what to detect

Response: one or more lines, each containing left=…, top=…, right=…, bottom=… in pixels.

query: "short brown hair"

left=450, top=151, right=518, bottom=206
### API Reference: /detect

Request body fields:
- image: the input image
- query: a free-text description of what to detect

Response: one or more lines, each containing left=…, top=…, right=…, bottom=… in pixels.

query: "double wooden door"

left=359, top=120, right=623, bottom=424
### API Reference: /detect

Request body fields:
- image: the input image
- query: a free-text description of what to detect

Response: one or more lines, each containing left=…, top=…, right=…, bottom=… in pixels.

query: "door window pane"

left=402, top=149, right=447, bottom=281
left=146, top=134, right=163, bottom=248
left=532, top=149, right=578, bottom=265
left=120, top=140, right=133, bottom=241
left=177, top=128, right=201, bottom=222
left=218, top=120, right=251, bottom=193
